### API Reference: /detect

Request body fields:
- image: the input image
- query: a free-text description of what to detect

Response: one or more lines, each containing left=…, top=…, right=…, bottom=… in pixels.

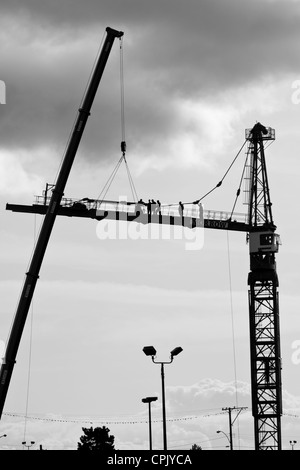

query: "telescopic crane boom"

left=0, top=26, right=123, bottom=419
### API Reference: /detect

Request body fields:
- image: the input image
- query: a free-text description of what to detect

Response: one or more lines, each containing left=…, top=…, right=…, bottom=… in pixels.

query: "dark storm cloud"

left=1, top=0, right=300, bottom=162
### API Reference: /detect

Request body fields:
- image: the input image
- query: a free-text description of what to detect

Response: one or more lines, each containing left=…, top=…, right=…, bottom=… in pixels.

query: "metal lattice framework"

left=246, top=126, right=275, bottom=228
left=246, top=123, right=282, bottom=450
left=248, top=278, right=282, bottom=450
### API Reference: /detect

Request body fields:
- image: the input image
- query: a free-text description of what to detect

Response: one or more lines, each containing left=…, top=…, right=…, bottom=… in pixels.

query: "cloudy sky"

left=1, top=0, right=300, bottom=451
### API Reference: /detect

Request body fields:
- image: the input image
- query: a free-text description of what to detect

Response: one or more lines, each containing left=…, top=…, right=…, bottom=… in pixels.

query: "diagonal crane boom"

left=0, top=26, right=124, bottom=420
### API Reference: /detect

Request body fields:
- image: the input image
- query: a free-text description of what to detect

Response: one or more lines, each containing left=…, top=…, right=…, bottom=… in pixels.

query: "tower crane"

left=246, top=123, right=282, bottom=450
left=0, top=29, right=281, bottom=449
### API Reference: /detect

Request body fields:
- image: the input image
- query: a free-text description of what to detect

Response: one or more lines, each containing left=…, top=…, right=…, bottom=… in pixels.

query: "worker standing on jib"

left=178, top=201, right=184, bottom=217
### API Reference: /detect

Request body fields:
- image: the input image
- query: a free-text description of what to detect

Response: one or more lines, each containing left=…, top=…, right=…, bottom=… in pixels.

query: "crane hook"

left=121, top=140, right=126, bottom=156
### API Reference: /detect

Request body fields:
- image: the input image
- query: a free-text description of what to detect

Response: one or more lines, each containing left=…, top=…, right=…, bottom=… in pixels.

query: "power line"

left=3, top=410, right=228, bottom=425
left=221, top=406, right=248, bottom=450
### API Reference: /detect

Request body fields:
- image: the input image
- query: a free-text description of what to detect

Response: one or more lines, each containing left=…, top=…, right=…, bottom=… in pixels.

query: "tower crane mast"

left=246, top=123, right=282, bottom=450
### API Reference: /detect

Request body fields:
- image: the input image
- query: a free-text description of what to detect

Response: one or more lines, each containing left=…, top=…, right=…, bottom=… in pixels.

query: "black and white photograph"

left=0, top=0, right=299, bottom=453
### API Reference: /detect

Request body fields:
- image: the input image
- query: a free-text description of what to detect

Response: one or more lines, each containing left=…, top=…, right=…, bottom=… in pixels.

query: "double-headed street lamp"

left=142, top=396, right=158, bottom=450
left=143, top=345, right=183, bottom=451
left=290, top=440, right=297, bottom=450
left=22, top=440, right=35, bottom=450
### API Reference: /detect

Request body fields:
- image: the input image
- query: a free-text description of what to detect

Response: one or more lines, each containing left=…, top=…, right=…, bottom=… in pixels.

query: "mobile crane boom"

left=0, top=27, right=123, bottom=419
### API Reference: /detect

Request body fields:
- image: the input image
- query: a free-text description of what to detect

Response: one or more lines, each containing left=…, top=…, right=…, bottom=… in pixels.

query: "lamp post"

left=290, top=440, right=297, bottom=450
left=22, top=440, right=35, bottom=450
left=142, top=396, right=158, bottom=450
left=216, top=430, right=230, bottom=449
left=143, top=345, right=183, bottom=451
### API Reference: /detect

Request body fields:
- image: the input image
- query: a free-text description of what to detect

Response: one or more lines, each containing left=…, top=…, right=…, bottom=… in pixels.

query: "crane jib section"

left=6, top=200, right=250, bottom=233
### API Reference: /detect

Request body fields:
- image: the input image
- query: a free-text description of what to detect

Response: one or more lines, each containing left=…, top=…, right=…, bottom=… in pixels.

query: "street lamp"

left=142, top=396, right=158, bottom=450
left=290, top=440, right=297, bottom=450
left=0, top=434, right=7, bottom=438
left=22, top=440, right=35, bottom=450
left=142, top=345, right=183, bottom=451
left=216, top=430, right=230, bottom=449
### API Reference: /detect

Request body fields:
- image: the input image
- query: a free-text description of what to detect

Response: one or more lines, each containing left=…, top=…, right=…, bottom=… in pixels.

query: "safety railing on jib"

left=34, top=195, right=248, bottom=224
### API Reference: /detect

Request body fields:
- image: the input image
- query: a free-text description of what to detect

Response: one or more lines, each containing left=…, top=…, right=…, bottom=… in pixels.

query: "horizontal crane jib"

left=6, top=200, right=250, bottom=233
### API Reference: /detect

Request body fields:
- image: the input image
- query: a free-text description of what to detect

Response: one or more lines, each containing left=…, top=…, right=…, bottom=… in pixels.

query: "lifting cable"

left=94, top=155, right=125, bottom=205
left=162, top=139, right=248, bottom=209
left=95, top=35, right=139, bottom=206
left=191, top=138, right=248, bottom=206
left=228, top=137, right=274, bottom=218
left=226, top=231, right=241, bottom=448
left=120, top=35, right=126, bottom=152
left=119, top=35, right=139, bottom=202
left=229, top=150, right=250, bottom=219
left=23, top=214, right=37, bottom=445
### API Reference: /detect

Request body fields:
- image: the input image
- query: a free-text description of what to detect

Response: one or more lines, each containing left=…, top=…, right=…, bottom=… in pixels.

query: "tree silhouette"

left=190, top=443, right=202, bottom=450
left=77, top=426, right=115, bottom=451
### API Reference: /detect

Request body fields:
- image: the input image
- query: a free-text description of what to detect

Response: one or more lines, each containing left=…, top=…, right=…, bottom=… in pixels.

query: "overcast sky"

left=1, top=0, right=300, bottom=451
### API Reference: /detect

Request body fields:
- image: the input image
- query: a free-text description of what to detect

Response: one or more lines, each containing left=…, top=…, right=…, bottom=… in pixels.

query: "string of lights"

left=4, top=408, right=297, bottom=426
left=3, top=410, right=228, bottom=425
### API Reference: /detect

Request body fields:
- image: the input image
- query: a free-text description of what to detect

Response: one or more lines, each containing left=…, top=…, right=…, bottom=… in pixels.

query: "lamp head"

left=142, top=396, right=158, bottom=404
left=170, top=346, right=183, bottom=358
left=143, top=346, right=157, bottom=357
